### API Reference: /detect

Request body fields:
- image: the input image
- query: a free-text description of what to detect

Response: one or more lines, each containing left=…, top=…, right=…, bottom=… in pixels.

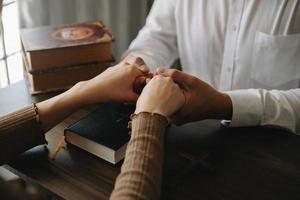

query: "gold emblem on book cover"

left=52, top=26, right=94, bottom=41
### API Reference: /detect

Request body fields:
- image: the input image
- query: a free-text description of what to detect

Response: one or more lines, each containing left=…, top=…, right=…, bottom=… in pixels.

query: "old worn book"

left=22, top=52, right=111, bottom=94
left=21, top=21, right=114, bottom=71
left=64, top=103, right=134, bottom=165
left=21, top=20, right=114, bottom=94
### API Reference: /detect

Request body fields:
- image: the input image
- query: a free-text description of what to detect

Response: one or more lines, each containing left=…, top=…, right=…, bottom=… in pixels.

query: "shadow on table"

left=162, top=120, right=300, bottom=200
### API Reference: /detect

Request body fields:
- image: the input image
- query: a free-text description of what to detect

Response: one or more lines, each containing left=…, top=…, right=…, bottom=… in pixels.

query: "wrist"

left=68, top=80, right=108, bottom=107
left=64, top=81, right=89, bottom=109
left=212, top=92, right=233, bottom=120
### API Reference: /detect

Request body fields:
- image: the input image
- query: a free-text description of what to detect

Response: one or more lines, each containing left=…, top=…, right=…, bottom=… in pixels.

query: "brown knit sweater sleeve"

left=110, top=112, right=168, bottom=200
left=0, top=104, right=46, bottom=165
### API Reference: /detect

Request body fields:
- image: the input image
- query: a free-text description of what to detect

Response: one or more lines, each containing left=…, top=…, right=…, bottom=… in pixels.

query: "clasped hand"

left=74, top=56, right=232, bottom=123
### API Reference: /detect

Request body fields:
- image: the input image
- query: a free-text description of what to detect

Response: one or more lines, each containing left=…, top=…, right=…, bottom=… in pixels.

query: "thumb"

left=160, top=69, right=189, bottom=90
left=138, top=64, right=150, bottom=74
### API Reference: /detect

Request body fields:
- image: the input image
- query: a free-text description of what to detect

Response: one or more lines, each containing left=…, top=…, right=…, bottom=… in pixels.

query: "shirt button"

left=233, top=25, right=237, bottom=31
left=227, top=67, right=232, bottom=72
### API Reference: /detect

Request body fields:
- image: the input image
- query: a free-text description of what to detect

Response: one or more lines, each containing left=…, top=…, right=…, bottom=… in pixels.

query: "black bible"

left=64, top=103, right=134, bottom=164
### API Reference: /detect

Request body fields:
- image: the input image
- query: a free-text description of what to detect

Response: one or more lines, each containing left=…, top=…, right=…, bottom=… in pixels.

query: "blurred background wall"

left=18, top=0, right=153, bottom=61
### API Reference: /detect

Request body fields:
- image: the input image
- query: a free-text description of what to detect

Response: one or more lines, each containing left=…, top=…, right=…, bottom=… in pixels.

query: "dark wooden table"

left=1, top=80, right=300, bottom=200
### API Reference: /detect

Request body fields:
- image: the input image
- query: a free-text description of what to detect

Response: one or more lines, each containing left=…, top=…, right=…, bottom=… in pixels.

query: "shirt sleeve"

left=124, top=0, right=179, bottom=69
left=110, top=112, right=168, bottom=200
left=0, top=104, right=46, bottom=165
left=225, top=89, right=300, bottom=134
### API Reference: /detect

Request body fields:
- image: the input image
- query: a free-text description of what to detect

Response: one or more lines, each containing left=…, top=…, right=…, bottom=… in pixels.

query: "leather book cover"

left=64, top=103, right=134, bottom=151
left=21, top=21, right=115, bottom=52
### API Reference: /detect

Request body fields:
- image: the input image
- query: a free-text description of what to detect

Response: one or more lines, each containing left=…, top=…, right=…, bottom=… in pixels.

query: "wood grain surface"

left=2, top=81, right=300, bottom=200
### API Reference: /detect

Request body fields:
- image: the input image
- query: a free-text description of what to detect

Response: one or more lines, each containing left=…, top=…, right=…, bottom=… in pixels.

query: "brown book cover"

left=22, top=52, right=111, bottom=94
left=21, top=21, right=114, bottom=71
left=21, top=21, right=114, bottom=51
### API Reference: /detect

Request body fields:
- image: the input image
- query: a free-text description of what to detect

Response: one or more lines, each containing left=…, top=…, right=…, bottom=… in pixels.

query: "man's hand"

left=157, top=69, right=233, bottom=124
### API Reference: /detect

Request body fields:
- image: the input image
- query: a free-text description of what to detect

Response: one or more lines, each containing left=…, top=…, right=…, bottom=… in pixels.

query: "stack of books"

left=21, top=21, right=115, bottom=94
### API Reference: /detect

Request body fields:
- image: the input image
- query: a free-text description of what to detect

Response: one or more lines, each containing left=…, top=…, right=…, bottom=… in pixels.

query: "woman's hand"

left=70, top=56, right=150, bottom=107
left=135, top=75, right=185, bottom=117
left=37, top=56, right=150, bottom=131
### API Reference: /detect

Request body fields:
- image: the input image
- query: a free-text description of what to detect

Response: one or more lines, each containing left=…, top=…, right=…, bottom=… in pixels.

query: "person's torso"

left=174, top=0, right=300, bottom=90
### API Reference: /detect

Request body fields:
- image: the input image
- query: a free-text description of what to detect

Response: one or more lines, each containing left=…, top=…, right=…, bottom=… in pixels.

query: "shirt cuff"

left=224, top=89, right=264, bottom=127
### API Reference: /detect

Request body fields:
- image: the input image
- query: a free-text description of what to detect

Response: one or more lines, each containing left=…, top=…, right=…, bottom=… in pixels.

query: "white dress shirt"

left=126, top=0, right=300, bottom=134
